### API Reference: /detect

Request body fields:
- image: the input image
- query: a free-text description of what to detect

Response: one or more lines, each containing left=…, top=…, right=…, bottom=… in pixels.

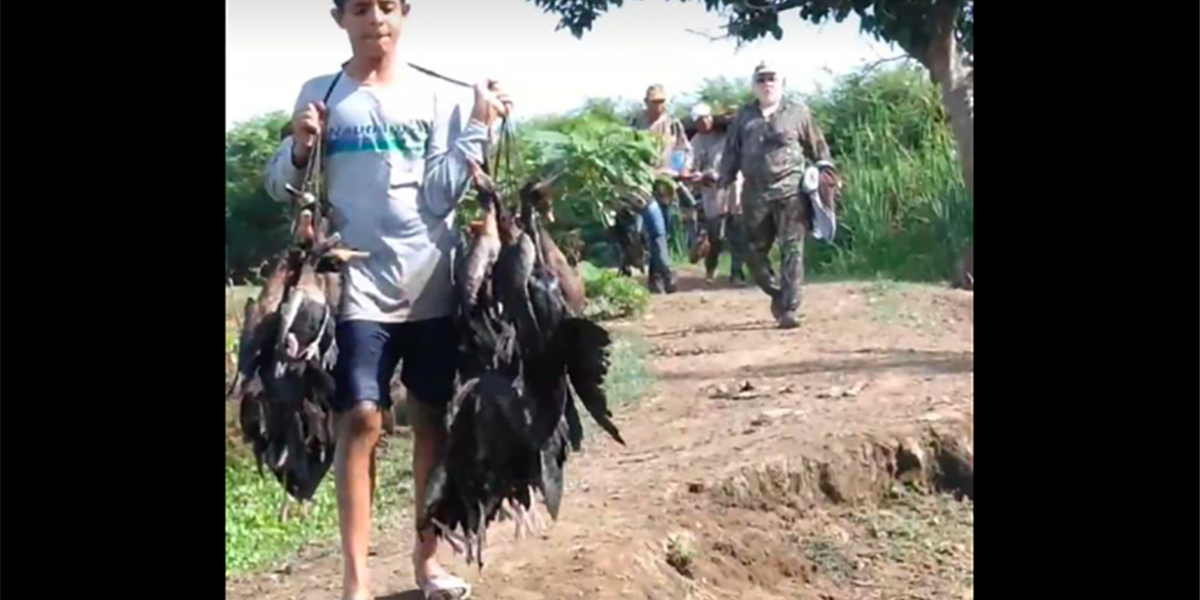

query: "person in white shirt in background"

left=688, top=103, right=747, bottom=285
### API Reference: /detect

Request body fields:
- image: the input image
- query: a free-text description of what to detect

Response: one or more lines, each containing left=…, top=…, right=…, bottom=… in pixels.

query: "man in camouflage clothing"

left=720, top=62, right=832, bottom=329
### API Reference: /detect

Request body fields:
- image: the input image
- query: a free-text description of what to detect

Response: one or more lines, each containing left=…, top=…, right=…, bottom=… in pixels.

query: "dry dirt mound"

left=227, top=275, right=974, bottom=600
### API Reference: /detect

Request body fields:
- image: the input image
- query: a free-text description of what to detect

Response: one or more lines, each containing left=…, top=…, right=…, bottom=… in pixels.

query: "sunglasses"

left=755, top=75, right=777, bottom=84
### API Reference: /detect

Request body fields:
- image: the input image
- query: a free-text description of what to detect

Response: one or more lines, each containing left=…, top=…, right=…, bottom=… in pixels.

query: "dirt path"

left=227, top=273, right=974, bottom=600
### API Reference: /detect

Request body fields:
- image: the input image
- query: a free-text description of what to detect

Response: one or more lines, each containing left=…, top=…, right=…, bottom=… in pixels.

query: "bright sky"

left=226, top=0, right=897, bottom=129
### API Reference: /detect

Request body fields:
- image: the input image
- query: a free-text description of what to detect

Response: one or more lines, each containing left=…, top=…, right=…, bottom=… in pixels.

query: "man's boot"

left=647, top=272, right=664, bottom=294
left=778, top=311, right=801, bottom=330
left=663, top=270, right=678, bottom=294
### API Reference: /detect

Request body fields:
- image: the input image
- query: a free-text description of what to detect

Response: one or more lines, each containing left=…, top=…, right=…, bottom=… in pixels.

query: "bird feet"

left=321, top=344, right=338, bottom=372
left=510, top=499, right=547, bottom=540
left=501, top=488, right=547, bottom=541
left=431, top=519, right=470, bottom=557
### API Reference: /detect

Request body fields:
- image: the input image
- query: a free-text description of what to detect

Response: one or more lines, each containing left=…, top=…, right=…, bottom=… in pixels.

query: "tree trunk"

left=934, top=68, right=973, bottom=196
left=916, top=0, right=974, bottom=197
left=900, top=0, right=974, bottom=284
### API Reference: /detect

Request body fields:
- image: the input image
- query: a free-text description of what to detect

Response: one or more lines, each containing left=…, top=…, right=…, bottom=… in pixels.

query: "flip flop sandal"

left=418, top=575, right=472, bottom=600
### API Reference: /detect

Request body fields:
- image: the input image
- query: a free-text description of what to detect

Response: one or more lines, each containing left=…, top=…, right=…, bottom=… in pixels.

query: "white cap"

left=690, top=102, right=713, bottom=120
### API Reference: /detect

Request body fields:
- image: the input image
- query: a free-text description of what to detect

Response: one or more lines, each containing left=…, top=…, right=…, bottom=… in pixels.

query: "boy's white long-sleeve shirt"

left=265, top=66, right=489, bottom=323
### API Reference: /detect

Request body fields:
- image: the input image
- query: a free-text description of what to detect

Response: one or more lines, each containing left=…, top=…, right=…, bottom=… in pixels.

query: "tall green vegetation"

left=481, top=101, right=666, bottom=269
left=804, top=65, right=971, bottom=280
left=224, top=413, right=413, bottom=575
left=522, top=105, right=662, bottom=230
left=682, top=76, right=800, bottom=119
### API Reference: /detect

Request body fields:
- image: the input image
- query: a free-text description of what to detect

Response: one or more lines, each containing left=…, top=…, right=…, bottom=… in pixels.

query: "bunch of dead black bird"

left=420, top=163, right=624, bottom=566
left=236, top=121, right=370, bottom=516
left=235, top=166, right=369, bottom=513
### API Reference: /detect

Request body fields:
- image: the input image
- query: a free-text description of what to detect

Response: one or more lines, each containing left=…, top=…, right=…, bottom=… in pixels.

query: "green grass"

left=605, top=333, right=653, bottom=410
left=226, top=286, right=259, bottom=386
left=869, top=486, right=974, bottom=561
left=803, top=537, right=857, bottom=582
left=226, top=286, right=258, bottom=350
left=225, top=423, right=413, bottom=576
left=856, top=486, right=975, bottom=592
left=665, top=532, right=699, bottom=578
left=860, top=277, right=945, bottom=332
left=580, top=262, right=651, bottom=321
left=228, top=285, right=261, bottom=324
left=800, top=486, right=973, bottom=595
left=568, top=329, right=653, bottom=446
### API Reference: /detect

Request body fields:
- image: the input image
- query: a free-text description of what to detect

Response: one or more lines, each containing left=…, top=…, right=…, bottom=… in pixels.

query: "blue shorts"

left=332, top=317, right=458, bottom=412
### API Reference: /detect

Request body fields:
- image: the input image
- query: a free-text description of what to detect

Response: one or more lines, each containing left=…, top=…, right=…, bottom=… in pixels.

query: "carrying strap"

left=288, top=68, right=344, bottom=245
left=300, top=68, right=343, bottom=182
left=407, top=62, right=473, bottom=88
left=309, top=69, right=345, bottom=216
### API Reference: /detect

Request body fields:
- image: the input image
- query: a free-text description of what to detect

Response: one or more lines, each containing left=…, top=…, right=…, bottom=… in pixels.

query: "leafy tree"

left=226, top=112, right=291, bottom=282
left=692, top=76, right=755, bottom=116
left=524, top=108, right=663, bottom=230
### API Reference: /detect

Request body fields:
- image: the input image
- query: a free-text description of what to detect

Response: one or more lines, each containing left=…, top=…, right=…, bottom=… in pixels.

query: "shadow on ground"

left=668, top=272, right=753, bottom=293
left=647, top=318, right=776, bottom=339
left=657, top=348, right=974, bottom=381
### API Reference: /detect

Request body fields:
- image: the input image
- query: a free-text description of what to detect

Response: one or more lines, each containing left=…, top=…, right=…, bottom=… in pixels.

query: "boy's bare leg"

left=334, top=402, right=383, bottom=600
left=410, top=400, right=454, bottom=583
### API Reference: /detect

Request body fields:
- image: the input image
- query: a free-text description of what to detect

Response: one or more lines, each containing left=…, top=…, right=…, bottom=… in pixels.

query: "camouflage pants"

left=742, top=195, right=809, bottom=315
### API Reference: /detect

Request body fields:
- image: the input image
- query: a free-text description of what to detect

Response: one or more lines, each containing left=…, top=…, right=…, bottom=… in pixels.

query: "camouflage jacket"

left=719, top=98, right=831, bottom=204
